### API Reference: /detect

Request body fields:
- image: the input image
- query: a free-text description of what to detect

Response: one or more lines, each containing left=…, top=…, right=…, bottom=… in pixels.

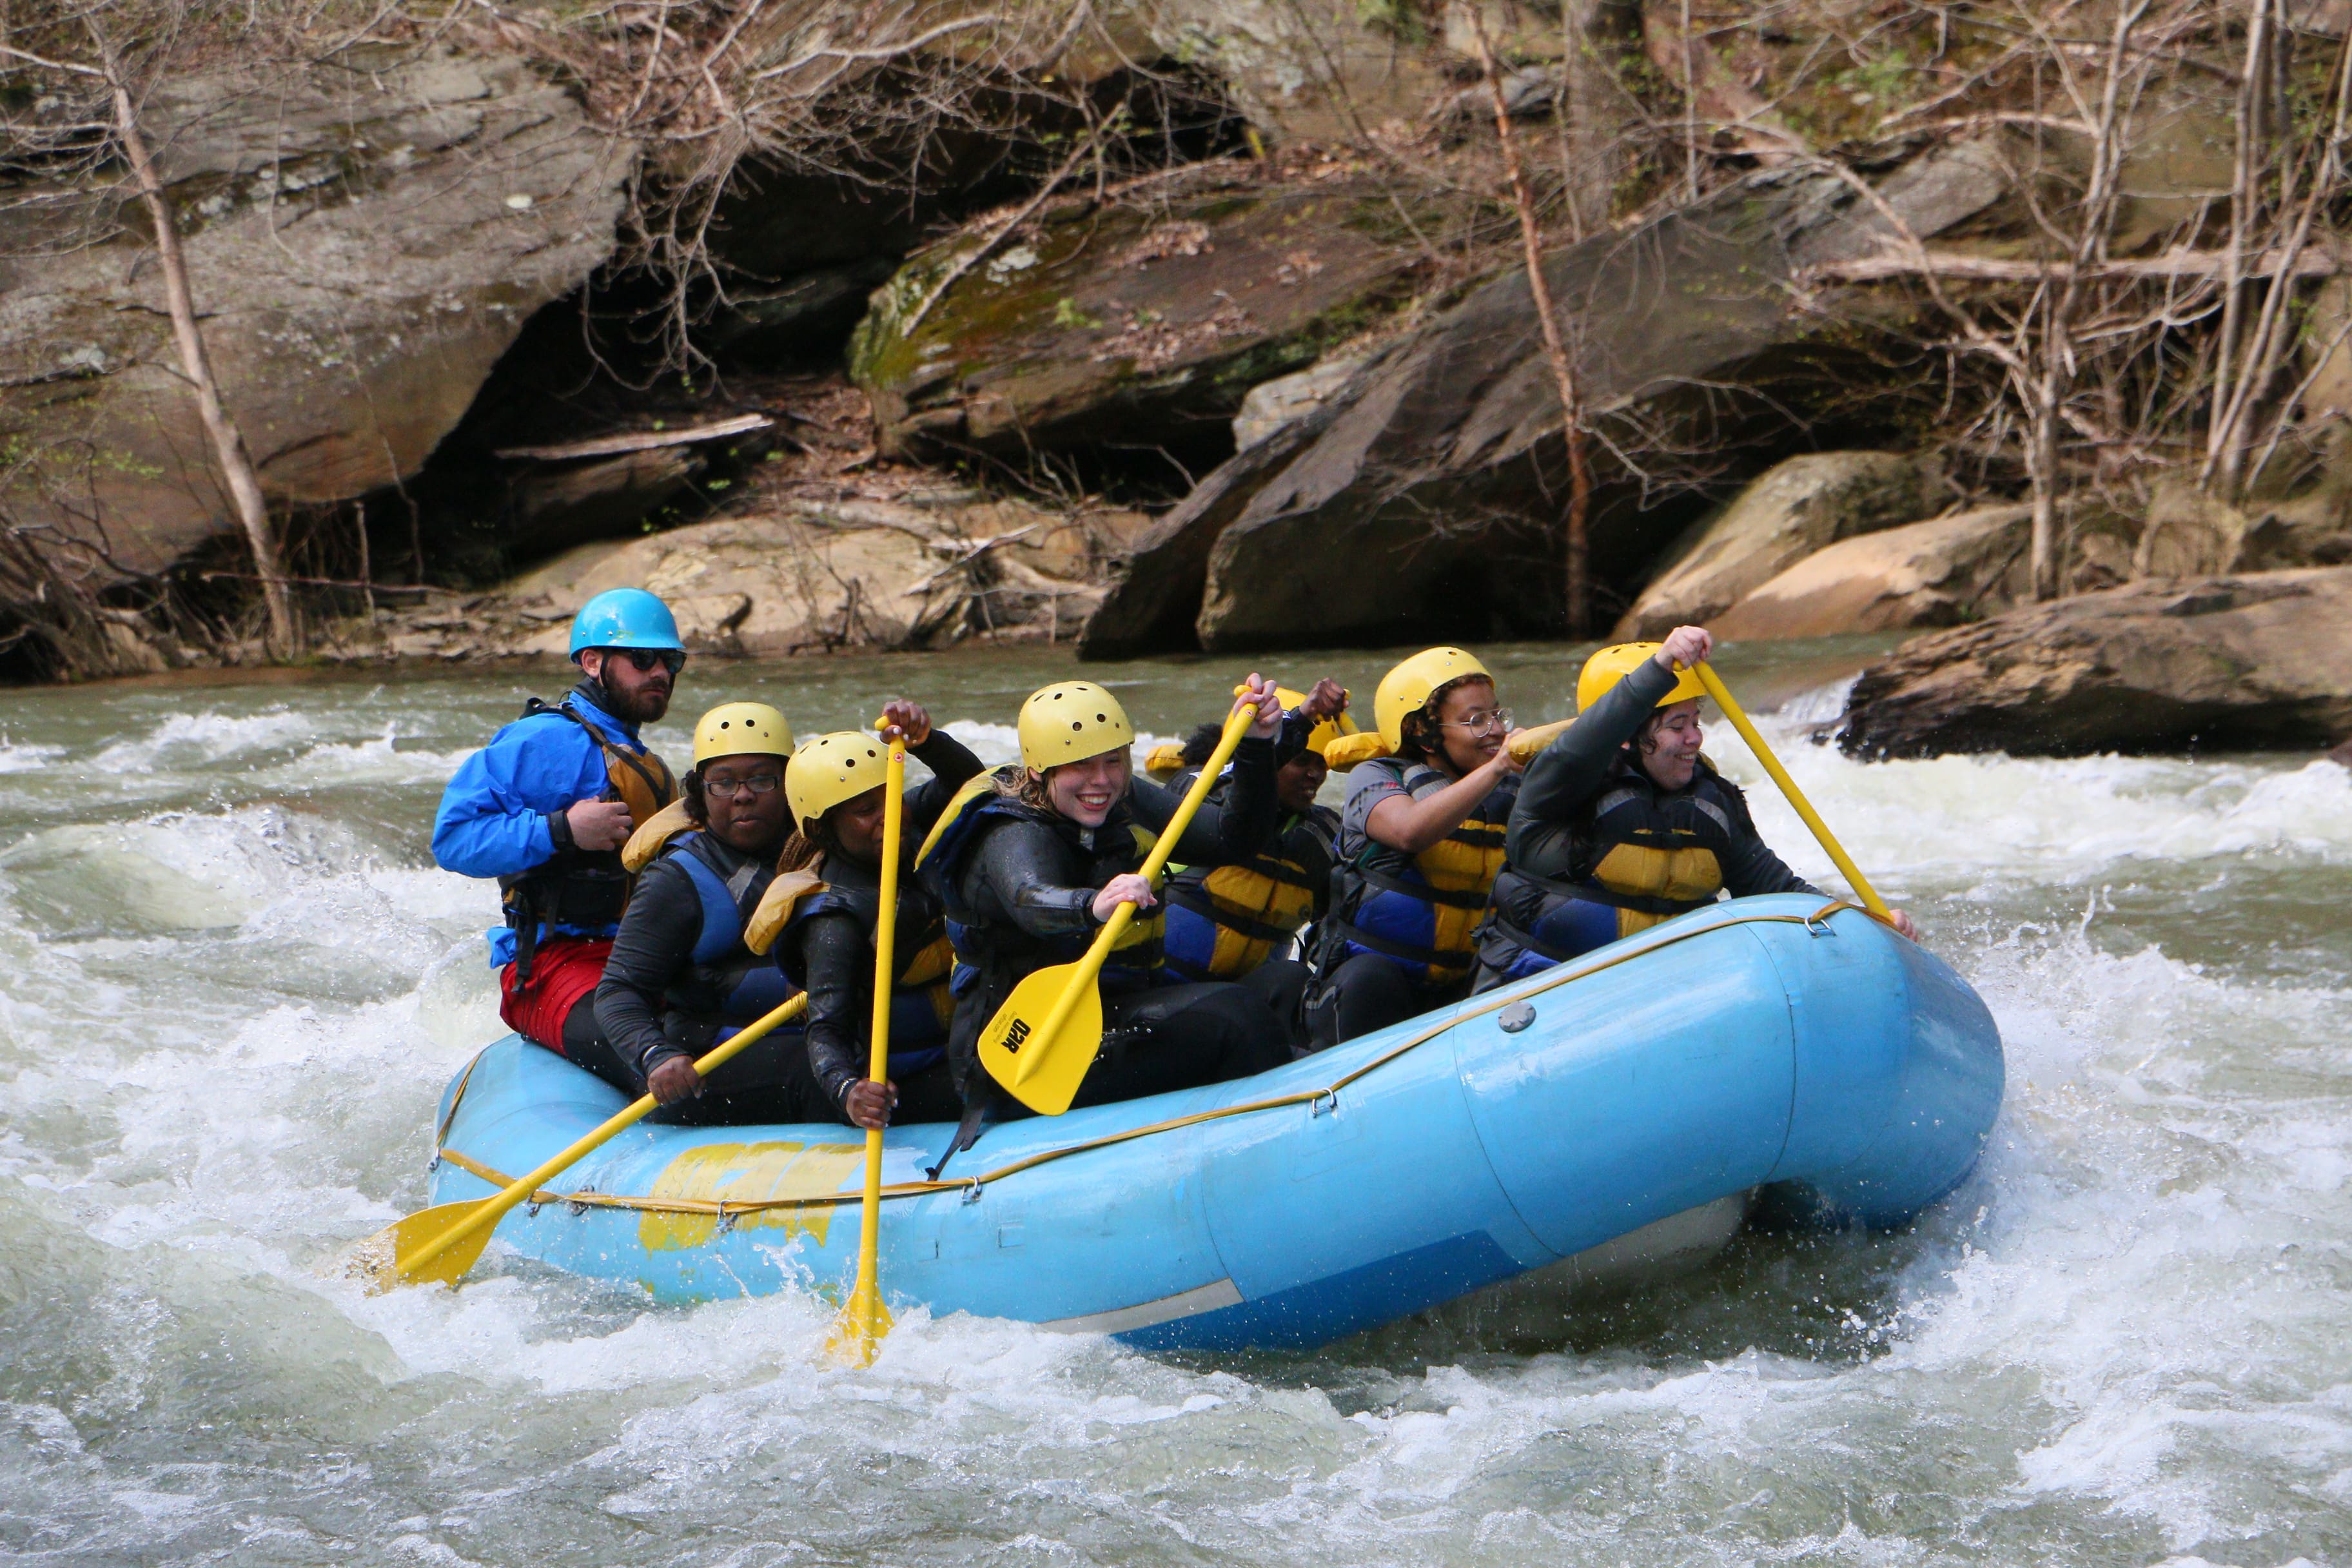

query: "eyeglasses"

left=703, top=770, right=781, bottom=799
left=1438, top=707, right=1512, bottom=735
left=609, top=649, right=685, bottom=676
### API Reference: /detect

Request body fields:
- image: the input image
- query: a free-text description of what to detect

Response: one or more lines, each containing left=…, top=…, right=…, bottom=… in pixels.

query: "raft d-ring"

left=715, top=1207, right=738, bottom=1235
left=567, top=1183, right=594, bottom=1217
left=525, top=1200, right=542, bottom=1219
left=1805, top=911, right=1838, bottom=937
left=1311, top=1090, right=1339, bottom=1118
left=961, top=1181, right=985, bottom=1205
left=426, top=1153, right=441, bottom=1173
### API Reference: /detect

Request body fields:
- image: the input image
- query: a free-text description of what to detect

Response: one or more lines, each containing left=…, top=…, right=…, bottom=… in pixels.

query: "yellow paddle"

left=978, top=694, right=1260, bottom=1115
left=824, top=725, right=905, bottom=1366
left=1690, top=661, right=1896, bottom=926
left=355, top=991, right=809, bottom=1291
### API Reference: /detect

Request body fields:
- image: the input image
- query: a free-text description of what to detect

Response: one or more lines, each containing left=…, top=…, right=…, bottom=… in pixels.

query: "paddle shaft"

left=1691, top=662, right=1894, bottom=925
left=1010, top=701, right=1257, bottom=1092
left=845, top=738, right=905, bottom=1317
left=401, top=991, right=810, bottom=1275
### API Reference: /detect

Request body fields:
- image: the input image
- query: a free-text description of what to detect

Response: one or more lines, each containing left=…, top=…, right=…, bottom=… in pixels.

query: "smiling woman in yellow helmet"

left=587, top=700, right=828, bottom=1124
left=1472, top=625, right=1914, bottom=991
left=760, top=700, right=983, bottom=1133
left=1305, top=647, right=1529, bottom=1048
left=916, top=673, right=1293, bottom=1123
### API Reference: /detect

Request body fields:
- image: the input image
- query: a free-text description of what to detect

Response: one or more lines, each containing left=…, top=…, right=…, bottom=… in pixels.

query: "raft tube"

left=427, top=896, right=2003, bottom=1351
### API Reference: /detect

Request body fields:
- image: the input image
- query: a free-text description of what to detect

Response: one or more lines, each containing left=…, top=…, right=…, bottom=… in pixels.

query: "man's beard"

left=601, top=675, right=671, bottom=725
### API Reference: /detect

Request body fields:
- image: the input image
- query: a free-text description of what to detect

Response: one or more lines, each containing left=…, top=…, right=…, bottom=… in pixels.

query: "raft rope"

left=434, top=900, right=1858, bottom=1223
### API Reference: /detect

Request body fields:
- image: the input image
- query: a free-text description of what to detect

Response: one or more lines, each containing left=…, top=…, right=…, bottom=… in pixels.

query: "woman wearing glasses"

left=588, top=701, right=829, bottom=1124
left=1306, top=647, right=1528, bottom=1048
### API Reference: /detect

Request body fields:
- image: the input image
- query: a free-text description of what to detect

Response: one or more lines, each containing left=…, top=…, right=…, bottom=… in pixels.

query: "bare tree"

left=5, top=6, right=297, bottom=657
left=1471, top=6, right=1594, bottom=637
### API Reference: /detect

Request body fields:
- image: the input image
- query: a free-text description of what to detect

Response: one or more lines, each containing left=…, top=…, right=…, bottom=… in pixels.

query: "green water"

left=3, top=638, right=2350, bottom=1565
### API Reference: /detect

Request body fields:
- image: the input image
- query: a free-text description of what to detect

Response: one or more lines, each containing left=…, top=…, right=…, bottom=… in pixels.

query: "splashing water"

left=1, top=642, right=2346, bottom=1568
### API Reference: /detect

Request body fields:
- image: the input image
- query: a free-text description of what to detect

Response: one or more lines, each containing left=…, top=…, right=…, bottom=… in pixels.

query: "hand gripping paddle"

left=825, top=725, right=905, bottom=1366
left=353, top=990, right=810, bottom=1291
left=977, top=694, right=1259, bottom=1115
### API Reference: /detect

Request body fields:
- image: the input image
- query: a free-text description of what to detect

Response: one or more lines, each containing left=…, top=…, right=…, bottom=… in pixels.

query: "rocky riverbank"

left=5, top=1, right=2349, bottom=756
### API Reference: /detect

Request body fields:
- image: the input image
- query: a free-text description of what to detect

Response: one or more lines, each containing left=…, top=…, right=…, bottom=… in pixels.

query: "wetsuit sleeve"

left=593, top=859, right=705, bottom=1073
left=1506, top=660, right=1680, bottom=873
left=962, top=819, right=1103, bottom=936
left=905, top=730, right=987, bottom=839
left=797, top=912, right=871, bottom=1110
left=1130, top=735, right=1276, bottom=865
left=1717, top=783, right=1823, bottom=900
left=431, top=718, right=604, bottom=878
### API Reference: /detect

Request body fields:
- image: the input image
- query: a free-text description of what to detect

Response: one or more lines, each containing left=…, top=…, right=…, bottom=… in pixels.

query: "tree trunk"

left=1475, top=12, right=1592, bottom=637
left=108, top=72, right=296, bottom=659
left=2028, top=380, right=2061, bottom=600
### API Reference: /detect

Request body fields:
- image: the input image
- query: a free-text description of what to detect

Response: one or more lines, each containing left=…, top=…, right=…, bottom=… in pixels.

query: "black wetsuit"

left=924, top=738, right=1292, bottom=1117
left=1472, top=658, right=1819, bottom=990
left=589, top=824, right=826, bottom=1125
left=771, top=730, right=983, bottom=1127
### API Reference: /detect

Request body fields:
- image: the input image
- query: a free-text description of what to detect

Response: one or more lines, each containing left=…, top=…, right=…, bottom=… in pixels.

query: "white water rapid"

left=3, top=640, right=2347, bottom=1567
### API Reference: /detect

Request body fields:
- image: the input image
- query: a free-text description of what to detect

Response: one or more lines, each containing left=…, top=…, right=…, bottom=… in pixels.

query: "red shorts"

left=498, top=937, right=614, bottom=1050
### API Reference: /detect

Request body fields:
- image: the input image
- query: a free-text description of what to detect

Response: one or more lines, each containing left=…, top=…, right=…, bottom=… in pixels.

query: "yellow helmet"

left=786, top=731, right=888, bottom=831
left=1576, top=643, right=1705, bottom=713
left=692, top=701, right=793, bottom=767
left=1373, top=647, right=1492, bottom=750
left=1018, top=680, right=1134, bottom=772
left=1275, top=687, right=1360, bottom=758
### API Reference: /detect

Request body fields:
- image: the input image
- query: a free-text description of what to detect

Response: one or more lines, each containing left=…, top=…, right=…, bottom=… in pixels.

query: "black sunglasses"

left=608, top=649, right=684, bottom=676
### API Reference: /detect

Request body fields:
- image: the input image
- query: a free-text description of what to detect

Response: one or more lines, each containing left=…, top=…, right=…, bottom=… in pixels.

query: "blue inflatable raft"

left=427, top=896, right=2003, bottom=1351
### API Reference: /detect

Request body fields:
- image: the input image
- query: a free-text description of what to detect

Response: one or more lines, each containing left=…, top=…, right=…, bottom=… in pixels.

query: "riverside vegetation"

left=5, top=0, right=2351, bottom=756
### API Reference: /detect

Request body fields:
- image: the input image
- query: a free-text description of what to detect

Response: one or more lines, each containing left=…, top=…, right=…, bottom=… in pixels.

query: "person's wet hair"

left=1180, top=721, right=1224, bottom=768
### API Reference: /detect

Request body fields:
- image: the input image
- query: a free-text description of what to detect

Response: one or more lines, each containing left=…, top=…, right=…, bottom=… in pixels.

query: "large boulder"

left=848, top=169, right=1420, bottom=464
left=1835, top=567, right=2352, bottom=758
left=1709, top=504, right=2032, bottom=640
left=1079, top=144, right=2015, bottom=657
left=0, top=46, right=632, bottom=582
left=1615, top=452, right=1939, bottom=637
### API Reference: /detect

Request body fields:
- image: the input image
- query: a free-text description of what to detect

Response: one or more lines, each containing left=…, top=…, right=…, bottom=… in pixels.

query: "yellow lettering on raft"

left=638, top=1140, right=866, bottom=1252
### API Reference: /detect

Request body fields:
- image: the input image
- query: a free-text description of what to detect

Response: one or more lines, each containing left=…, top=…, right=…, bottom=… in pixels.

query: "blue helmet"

left=568, top=589, right=684, bottom=662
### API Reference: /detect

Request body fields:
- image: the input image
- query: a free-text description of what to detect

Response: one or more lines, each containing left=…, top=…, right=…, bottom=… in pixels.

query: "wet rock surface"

left=1836, top=567, right=2352, bottom=758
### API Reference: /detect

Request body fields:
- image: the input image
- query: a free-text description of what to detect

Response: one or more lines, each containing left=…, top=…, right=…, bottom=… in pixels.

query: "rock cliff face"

left=849, top=170, right=1420, bottom=469
left=0, top=46, right=631, bottom=581
left=1077, top=146, right=2014, bottom=657
left=1836, top=568, right=2352, bottom=758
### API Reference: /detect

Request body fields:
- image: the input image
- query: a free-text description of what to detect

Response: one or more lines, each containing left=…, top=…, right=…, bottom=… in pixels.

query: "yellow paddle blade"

left=346, top=1199, right=496, bottom=1293
left=977, top=959, right=1106, bottom=1116
left=823, top=1276, right=896, bottom=1367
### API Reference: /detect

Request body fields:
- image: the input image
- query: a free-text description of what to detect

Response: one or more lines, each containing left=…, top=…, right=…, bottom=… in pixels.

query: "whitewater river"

left=3, top=638, right=2349, bottom=1567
